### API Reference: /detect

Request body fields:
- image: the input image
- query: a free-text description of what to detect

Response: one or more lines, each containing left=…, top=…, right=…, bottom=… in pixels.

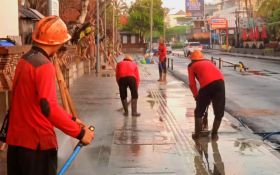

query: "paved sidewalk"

left=1, top=56, right=280, bottom=174
left=57, top=56, right=280, bottom=175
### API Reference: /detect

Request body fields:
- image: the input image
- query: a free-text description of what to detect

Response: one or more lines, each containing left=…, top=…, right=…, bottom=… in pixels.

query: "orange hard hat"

left=124, top=55, right=134, bottom=61
left=190, top=50, right=204, bottom=60
left=32, top=16, right=71, bottom=45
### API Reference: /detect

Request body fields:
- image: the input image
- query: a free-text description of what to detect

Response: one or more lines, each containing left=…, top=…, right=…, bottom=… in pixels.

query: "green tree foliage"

left=258, top=0, right=280, bottom=39
left=124, top=0, right=164, bottom=42
left=257, top=0, right=280, bottom=18
left=166, top=26, right=188, bottom=36
left=165, top=26, right=191, bottom=42
left=102, top=0, right=129, bottom=32
left=268, top=8, right=280, bottom=39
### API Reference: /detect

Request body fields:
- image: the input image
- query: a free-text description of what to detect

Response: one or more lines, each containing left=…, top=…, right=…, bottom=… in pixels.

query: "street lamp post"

left=104, top=0, right=107, bottom=59
left=150, top=0, right=153, bottom=55
left=96, top=0, right=100, bottom=73
left=112, top=0, right=115, bottom=52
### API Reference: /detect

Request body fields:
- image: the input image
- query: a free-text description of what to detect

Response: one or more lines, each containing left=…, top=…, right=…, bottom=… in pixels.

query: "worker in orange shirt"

left=187, top=51, right=225, bottom=140
left=116, top=55, right=141, bottom=117
left=158, top=37, right=167, bottom=82
left=6, top=16, right=94, bottom=175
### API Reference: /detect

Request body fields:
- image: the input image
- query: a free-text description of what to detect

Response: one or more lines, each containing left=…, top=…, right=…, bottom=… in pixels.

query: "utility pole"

left=150, top=0, right=153, bottom=54
left=104, top=0, right=107, bottom=59
left=236, top=0, right=241, bottom=47
left=210, top=28, right=212, bottom=49
left=112, top=0, right=115, bottom=52
left=96, top=0, right=100, bottom=73
left=163, top=15, right=165, bottom=42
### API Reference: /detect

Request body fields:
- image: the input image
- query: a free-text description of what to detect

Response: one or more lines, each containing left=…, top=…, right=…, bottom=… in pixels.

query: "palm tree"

left=257, top=0, right=280, bottom=18
left=257, top=0, right=280, bottom=40
left=115, top=0, right=129, bottom=16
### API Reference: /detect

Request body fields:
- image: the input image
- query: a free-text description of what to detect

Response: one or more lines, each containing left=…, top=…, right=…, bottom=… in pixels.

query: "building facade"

left=166, top=10, right=191, bottom=28
left=0, top=0, right=19, bottom=38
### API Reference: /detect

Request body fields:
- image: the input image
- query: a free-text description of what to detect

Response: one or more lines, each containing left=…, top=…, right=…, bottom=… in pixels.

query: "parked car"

left=166, top=43, right=172, bottom=54
left=202, top=44, right=210, bottom=49
left=183, top=42, right=203, bottom=57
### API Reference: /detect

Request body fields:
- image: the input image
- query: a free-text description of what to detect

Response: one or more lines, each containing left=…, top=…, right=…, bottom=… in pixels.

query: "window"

left=123, top=35, right=127, bottom=44
left=131, top=35, right=136, bottom=44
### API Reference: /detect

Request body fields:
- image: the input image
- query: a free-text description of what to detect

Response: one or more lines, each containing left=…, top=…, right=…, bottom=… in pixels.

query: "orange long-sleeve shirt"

left=188, top=60, right=224, bottom=97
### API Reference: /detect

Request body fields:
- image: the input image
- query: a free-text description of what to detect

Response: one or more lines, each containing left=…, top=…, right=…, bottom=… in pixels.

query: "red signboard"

left=208, top=17, right=229, bottom=49
left=210, top=18, right=228, bottom=29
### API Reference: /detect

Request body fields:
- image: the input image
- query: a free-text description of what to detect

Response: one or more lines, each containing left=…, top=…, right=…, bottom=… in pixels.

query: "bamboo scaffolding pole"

left=53, top=58, right=72, bottom=115
left=54, top=58, right=79, bottom=118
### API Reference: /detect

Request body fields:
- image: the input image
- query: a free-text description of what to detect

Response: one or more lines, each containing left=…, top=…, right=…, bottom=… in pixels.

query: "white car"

left=183, top=42, right=203, bottom=57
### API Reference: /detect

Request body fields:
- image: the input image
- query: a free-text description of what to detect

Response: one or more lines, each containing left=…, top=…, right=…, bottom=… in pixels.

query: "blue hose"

left=57, top=126, right=94, bottom=175
left=57, top=143, right=83, bottom=175
left=263, top=131, right=280, bottom=141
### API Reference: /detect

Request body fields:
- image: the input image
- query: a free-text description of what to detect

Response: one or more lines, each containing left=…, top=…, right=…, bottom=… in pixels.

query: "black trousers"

left=7, top=145, right=57, bottom=175
left=118, top=76, right=138, bottom=99
left=158, top=59, right=167, bottom=74
left=195, top=80, right=225, bottom=120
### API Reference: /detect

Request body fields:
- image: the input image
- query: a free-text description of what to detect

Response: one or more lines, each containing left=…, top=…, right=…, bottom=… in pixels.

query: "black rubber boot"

left=211, top=119, right=222, bottom=141
left=192, top=118, right=203, bottom=140
left=202, top=117, right=208, bottom=130
left=158, top=72, right=162, bottom=81
left=121, top=99, right=128, bottom=116
left=131, top=99, right=141, bottom=117
left=202, top=112, right=208, bottom=131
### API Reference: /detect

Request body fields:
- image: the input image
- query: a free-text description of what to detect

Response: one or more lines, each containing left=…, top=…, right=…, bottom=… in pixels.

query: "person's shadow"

left=194, top=138, right=225, bottom=175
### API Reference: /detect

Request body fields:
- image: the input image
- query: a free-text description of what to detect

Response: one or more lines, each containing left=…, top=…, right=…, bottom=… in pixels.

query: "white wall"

left=0, top=0, right=19, bottom=38
left=166, top=14, right=178, bottom=28
left=48, top=0, right=59, bottom=16
left=213, top=7, right=237, bottom=28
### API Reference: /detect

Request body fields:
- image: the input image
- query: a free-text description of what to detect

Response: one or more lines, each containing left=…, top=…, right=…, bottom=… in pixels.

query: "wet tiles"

left=194, top=136, right=280, bottom=175
left=113, top=129, right=175, bottom=145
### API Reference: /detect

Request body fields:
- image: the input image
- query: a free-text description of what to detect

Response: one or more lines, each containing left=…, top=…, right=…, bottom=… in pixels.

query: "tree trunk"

left=26, top=0, right=48, bottom=15
left=77, top=0, right=89, bottom=24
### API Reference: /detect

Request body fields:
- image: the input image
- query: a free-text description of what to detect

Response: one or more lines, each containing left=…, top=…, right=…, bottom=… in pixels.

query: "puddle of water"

left=114, top=129, right=174, bottom=145
left=146, top=99, right=156, bottom=109
left=146, top=91, right=152, bottom=98
left=263, top=69, right=280, bottom=74
left=230, top=123, right=241, bottom=131
left=194, top=138, right=225, bottom=175
left=234, top=138, right=262, bottom=153
left=192, top=136, right=280, bottom=174
left=247, top=70, right=269, bottom=76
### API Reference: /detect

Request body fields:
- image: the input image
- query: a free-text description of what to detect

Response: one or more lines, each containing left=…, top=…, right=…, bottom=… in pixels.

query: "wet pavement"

left=2, top=56, right=280, bottom=174
left=56, top=56, right=280, bottom=175
left=167, top=52, right=280, bottom=145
